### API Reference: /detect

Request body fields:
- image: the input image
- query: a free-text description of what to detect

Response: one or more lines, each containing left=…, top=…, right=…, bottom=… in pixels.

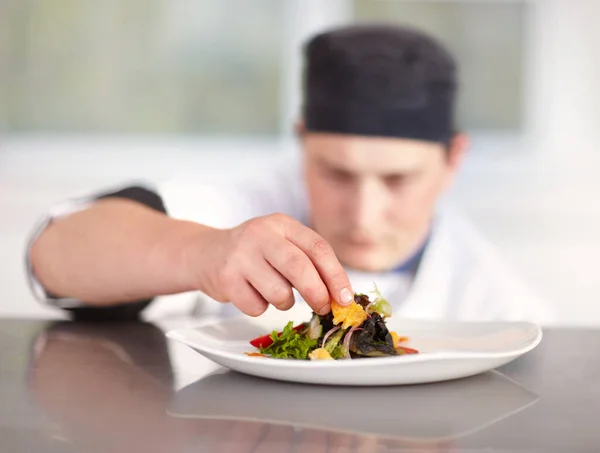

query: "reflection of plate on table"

left=167, top=369, right=539, bottom=441
left=165, top=306, right=543, bottom=385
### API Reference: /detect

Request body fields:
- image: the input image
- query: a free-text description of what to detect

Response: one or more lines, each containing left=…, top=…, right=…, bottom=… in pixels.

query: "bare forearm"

left=29, top=198, right=212, bottom=305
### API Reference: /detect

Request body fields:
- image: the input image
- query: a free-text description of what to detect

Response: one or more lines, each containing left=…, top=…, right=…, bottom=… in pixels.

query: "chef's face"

left=302, top=130, right=467, bottom=272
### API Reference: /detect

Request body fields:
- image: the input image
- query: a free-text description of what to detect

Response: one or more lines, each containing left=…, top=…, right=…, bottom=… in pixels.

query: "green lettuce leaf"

left=367, top=283, right=393, bottom=318
left=330, top=344, right=349, bottom=360
left=324, top=329, right=345, bottom=354
left=260, top=321, right=318, bottom=359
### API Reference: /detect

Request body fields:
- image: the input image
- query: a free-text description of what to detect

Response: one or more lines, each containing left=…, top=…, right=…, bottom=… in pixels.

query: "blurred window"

left=0, top=0, right=284, bottom=136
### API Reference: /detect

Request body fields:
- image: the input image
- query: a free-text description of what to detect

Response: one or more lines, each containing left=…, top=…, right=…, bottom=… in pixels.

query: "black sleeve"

left=96, top=185, right=167, bottom=214
left=59, top=185, right=168, bottom=322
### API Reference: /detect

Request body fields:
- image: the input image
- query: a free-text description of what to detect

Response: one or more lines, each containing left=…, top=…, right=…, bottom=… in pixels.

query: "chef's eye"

left=383, top=174, right=407, bottom=188
left=329, top=169, right=354, bottom=183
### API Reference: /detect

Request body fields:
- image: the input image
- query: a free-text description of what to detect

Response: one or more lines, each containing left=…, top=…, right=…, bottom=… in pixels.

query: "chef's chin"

left=338, top=247, right=394, bottom=273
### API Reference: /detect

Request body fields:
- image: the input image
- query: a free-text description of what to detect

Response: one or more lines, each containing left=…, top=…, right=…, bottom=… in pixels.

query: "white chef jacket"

left=26, top=154, right=554, bottom=325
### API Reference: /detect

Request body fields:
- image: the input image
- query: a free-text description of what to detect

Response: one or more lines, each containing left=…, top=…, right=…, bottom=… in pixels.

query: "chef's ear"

left=446, top=132, right=469, bottom=172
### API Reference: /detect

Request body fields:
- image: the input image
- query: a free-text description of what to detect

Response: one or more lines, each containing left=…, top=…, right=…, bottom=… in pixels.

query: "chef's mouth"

left=345, top=239, right=380, bottom=248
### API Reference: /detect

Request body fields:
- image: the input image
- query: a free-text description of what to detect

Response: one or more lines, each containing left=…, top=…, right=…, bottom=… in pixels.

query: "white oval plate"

left=165, top=307, right=543, bottom=386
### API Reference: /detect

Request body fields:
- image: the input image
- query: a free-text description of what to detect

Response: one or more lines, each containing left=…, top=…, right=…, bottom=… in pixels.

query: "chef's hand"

left=188, top=213, right=354, bottom=317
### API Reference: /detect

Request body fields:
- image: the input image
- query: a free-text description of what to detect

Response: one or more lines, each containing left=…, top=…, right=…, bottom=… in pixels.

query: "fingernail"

left=339, top=287, right=353, bottom=305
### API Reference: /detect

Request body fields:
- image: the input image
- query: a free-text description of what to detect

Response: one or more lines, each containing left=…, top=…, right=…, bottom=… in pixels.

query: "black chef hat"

left=303, top=23, right=458, bottom=144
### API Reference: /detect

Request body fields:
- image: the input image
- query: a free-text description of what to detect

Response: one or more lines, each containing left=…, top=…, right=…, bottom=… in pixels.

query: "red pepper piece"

left=396, top=346, right=419, bottom=355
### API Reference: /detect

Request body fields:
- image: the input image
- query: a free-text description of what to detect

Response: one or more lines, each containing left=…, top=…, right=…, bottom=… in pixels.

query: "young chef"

left=27, top=24, right=553, bottom=323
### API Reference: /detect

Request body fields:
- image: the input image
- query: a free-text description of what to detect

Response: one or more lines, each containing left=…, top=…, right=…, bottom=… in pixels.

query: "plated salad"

left=248, top=286, right=418, bottom=360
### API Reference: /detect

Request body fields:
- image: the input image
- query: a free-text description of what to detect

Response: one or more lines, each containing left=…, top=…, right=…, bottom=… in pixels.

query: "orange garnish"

left=308, top=348, right=334, bottom=360
left=245, top=352, right=266, bottom=357
left=390, top=331, right=410, bottom=347
left=331, top=300, right=367, bottom=330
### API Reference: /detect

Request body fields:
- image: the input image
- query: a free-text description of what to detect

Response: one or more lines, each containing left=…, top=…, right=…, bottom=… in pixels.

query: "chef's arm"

left=27, top=186, right=211, bottom=310
left=27, top=183, right=352, bottom=319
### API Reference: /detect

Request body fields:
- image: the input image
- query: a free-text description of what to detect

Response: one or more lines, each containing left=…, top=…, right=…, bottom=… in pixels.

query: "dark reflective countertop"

left=2, top=318, right=599, bottom=452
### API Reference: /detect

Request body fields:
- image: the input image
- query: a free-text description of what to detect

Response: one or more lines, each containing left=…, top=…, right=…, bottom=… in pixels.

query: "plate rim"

left=165, top=317, right=543, bottom=368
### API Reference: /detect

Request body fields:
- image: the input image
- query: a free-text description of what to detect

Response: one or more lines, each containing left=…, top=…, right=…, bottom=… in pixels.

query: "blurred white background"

left=1, top=0, right=599, bottom=324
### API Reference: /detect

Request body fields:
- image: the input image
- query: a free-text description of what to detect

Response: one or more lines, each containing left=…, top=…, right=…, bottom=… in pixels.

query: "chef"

left=26, top=23, right=554, bottom=324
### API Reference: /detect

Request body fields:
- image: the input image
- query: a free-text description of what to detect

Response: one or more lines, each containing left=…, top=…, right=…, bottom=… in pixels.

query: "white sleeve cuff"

left=25, top=198, right=94, bottom=308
